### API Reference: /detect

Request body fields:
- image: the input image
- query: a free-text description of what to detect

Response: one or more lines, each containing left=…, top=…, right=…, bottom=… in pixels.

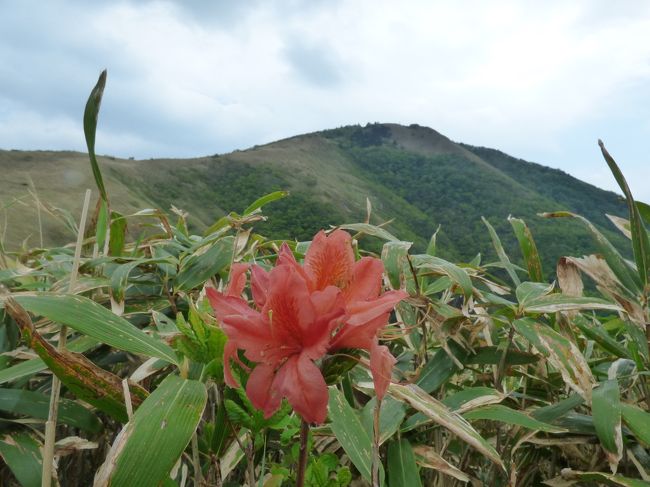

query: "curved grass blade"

left=599, top=140, right=650, bottom=287
left=243, top=190, right=289, bottom=215
left=509, top=216, right=543, bottom=282
left=482, top=216, right=520, bottom=287
left=83, top=70, right=108, bottom=203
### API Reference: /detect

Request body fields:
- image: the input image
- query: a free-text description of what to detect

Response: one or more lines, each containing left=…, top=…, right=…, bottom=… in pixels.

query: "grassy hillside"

left=0, top=123, right=628, bottom=275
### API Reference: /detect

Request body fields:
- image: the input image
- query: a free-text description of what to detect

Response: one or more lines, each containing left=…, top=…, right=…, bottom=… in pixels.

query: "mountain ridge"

left=0, top=123, right=628, bottom=274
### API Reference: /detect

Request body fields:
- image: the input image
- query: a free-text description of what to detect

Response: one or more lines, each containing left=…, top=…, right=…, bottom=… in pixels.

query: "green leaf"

left=523, top=294, right=621, bottom=314
left=328, top=386, right=384, bottom=485
left=621, top=403, right=650, bottom=447
left=574, top=316, right=630, bottom=359
left=442, top=387, right=505, bottom=413
left=109, top=211, right=127, bottom=256
left=381, top=241, right=412, bottom=289
left=463, top=404, right=566, bottom=433
left=416, top=344, right=467, bottom=394
left=95, top=375, right=207, bottom=487
left=515, top=281, right=553, bottom=306
left=0, top=432, right=43, bottom=487
left=83, top=69, right=108, bottom=202
left=412, top=254, right=473, bottom=298
left=531, top=394, right=585, bottom=423
left=96, top=199, right=109, bottom=250
left=599, top=140, right=650, bottom=287
left=340, top=223, right=399, bottom=242
left=592, top=379, right=623, bottom=472
left=110, top=258, right=171, bottom=304
left=387, top=439, right=422, bottom=487
left=361, top=396, right=406, bottom=445
left=482, top=216, right=520, bottom=287
left=12, top=293, right=178, bottom=364
left=243, top=190, right=289, bottom=215
left=388, top=383, right=504, bottom=470
left=0, top=388, right=102, bottom=433
left=175, top=236, right=234, bottom=291
left=513, top=318, right=594, bottom=401
left=541, top=211, right=641, bottom=295
left=509, top=216, right=543, bottom=281
left=637, top=201, right=650, bottom=226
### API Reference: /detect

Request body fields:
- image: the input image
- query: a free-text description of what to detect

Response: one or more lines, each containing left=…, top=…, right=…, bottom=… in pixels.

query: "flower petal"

left=251, top=265, right=270, bottom=309
left=346, top=289, right=409, bottom=326
left=223, top=341, right=242, bottom=388
left=220, top=313, right=274, bottom=363
left=304, top=229, right=355, bottom=291
left=246, top=363, right=282, bottom=418
left=207, top=288, right=256, bottom=321
left=370, top=340, right=396, bottom=400
left=226, top=263, right=249, bottom=297
left=330, top=313, right=389, bottom=350
left=275, top=354, right=329, bottom=424
left=263, top=265, right=316, bottom=348
left=345, top=257, right=384, bottom=302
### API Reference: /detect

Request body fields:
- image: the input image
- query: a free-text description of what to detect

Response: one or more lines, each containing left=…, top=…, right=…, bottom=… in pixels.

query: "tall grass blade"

left=83, top=70, right=108, bottom=203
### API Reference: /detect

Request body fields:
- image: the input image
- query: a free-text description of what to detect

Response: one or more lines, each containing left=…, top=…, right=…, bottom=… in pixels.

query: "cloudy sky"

left=1, top=0, right=649, bottom=200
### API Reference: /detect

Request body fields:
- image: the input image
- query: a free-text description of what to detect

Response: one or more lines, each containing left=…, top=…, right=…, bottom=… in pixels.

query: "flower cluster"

left=208, top=230, right=408, bottom=424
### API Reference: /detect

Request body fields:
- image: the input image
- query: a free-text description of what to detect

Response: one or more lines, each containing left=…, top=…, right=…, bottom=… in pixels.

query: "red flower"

left=208, top=262, right=345, bottom=424
left=209, top=230, right=408, bottom=424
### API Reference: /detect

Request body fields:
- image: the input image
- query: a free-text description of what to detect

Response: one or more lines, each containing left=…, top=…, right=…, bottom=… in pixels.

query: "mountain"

left=0, top=123, right=628, bottom=274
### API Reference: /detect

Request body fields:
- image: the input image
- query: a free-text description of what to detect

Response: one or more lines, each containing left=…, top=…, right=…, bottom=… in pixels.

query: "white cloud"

left=0, top=0, right=649, bottom=198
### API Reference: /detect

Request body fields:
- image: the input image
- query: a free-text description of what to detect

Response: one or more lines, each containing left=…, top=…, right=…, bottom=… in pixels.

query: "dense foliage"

left=0, top=73, right=649, bottom=487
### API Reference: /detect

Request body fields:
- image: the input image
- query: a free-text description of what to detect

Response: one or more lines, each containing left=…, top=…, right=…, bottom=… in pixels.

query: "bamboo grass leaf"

left=592, top=379, right=623, bottom=473
left=509, top=216, right=544, bottom=282
left=9, top=293, right=178, bottom=364
left=94, top=374, right=207, bottom=487
left=328, top=386, right=385, bottom=485
left=83, top=70, right=108, bottom=203
left=387, top=439, right=422, bottom=487
left=388, top=383, right=504, bottom=470
left=0, top=432, right=43, bottom=487
left=599, top=140, right=650, bottom=287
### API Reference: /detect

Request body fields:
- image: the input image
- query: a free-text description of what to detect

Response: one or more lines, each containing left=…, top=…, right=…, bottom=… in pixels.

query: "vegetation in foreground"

left=0, top=72, right=649, bottom=486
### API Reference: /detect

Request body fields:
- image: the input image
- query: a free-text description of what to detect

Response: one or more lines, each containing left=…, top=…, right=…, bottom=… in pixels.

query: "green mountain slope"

left=0, top=123, right=628, bottom=275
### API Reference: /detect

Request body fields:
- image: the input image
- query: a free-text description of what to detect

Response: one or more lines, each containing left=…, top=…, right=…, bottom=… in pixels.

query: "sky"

left=1, top=0, right=649, bottom=200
